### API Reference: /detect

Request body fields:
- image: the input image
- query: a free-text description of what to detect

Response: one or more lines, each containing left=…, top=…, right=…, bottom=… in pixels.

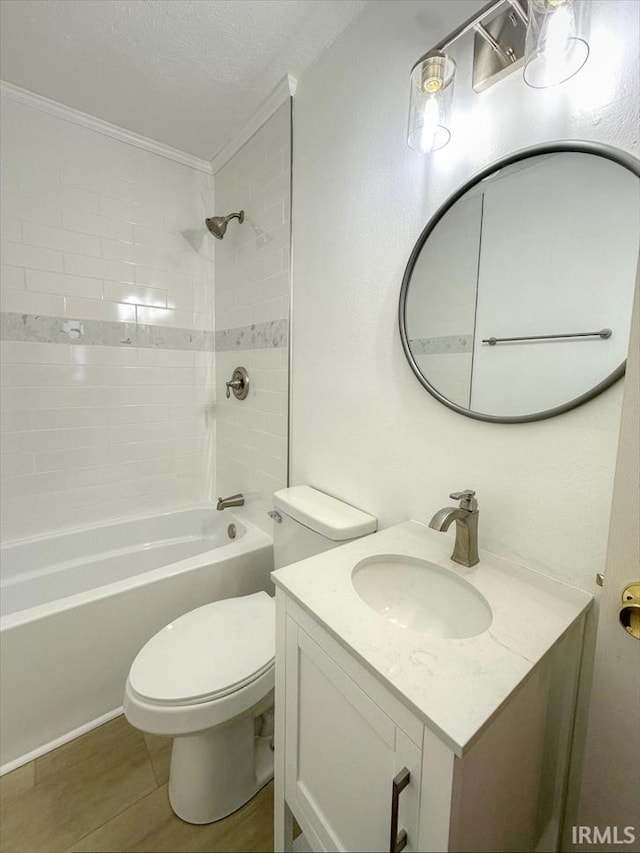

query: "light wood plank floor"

left=0, top=715, right=273, bottom=853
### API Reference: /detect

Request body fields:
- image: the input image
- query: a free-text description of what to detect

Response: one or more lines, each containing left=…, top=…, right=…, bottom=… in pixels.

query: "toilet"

left=123, top=485, right=377, bottom=824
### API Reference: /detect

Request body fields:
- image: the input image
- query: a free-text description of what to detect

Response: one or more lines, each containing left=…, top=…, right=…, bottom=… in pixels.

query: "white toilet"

left=123, top=485, right=377, bottom=824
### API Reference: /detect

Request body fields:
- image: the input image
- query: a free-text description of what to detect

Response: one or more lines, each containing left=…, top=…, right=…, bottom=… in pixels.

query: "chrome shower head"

left=205, top=210, right=245, bottom=240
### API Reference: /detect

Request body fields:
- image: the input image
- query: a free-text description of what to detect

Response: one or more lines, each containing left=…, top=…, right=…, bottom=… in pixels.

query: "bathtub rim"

left=1, top=500, right=243, bottom=551
left=0, top=504, right=272, bottom=631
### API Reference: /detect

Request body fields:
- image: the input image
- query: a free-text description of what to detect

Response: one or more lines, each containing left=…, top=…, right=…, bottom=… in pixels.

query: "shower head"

left=205, top=210, right=245, bottom=240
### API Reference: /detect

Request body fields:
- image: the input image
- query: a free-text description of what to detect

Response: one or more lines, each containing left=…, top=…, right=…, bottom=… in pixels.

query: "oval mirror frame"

left=399, top=142, right=640, bottom=423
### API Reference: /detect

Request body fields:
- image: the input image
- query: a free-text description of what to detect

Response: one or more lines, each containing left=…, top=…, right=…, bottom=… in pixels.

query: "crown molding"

left=210, top=74, right=297, bottom=175
left=0, top=80, right=213, bottom=174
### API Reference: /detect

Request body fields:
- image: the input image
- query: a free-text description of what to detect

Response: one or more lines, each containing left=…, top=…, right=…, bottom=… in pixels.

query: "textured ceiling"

left=0, top=0, right=368, bottom=160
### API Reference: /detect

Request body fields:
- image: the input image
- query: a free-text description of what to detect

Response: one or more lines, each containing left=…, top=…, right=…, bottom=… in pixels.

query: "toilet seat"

left=128, top=592, right=275, bottom=707
left=124, top=592, right=275, bottom=737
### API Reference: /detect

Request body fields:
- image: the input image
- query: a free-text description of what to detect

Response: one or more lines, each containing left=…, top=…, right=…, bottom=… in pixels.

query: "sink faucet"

left=429, top=490, right=479, bottom=567
left=216, top=493, right=245, bottom=511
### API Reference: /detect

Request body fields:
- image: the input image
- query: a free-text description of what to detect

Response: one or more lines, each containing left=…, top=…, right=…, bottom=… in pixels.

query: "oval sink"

left=351, top=555, right=492, bottom=639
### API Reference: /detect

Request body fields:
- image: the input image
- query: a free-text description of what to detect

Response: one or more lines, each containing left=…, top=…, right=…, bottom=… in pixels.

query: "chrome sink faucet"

left=429, top=490, right=479, bottom=567
left=216, top=493, right=245, bottom=511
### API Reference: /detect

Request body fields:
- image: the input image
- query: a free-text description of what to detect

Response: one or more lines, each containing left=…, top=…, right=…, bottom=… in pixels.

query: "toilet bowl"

left=124, top=486, right=377, bottom=825
left=124, top=591, right=275, bottom=824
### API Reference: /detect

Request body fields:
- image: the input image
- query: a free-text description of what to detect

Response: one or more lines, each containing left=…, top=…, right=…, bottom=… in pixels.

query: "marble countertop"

left=271, top=520, right=593, bottom=756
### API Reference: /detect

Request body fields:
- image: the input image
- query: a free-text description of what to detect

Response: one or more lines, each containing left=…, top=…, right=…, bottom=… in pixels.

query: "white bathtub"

left=0, top=505, right=273, bottom=774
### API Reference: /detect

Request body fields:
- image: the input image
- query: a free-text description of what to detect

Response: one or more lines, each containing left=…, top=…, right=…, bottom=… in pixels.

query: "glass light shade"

left=523, top=0, right=589, bottom=88
left=407, top=52, right=456, bottom=153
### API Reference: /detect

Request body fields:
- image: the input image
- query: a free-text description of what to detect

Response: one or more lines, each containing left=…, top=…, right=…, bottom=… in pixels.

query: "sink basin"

left=351, top=555, right=492, bottom=639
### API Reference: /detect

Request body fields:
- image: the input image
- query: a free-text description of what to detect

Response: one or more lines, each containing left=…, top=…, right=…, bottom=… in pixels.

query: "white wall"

left=214, top=102, right=291, bottom=532
left=290, top=0, right=639, bottom=592
left=0, top=96, right=215, bottom=542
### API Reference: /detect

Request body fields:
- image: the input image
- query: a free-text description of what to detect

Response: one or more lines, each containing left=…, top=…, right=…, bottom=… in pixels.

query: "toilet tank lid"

left=273, top=486, right=377, bottom=541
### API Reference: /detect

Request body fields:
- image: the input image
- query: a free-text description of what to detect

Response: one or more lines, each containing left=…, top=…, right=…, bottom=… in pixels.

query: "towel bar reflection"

left=483, top=329, right=612, bottom=346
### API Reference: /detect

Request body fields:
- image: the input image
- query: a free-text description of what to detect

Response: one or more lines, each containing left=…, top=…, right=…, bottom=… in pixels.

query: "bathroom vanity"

left=272, top=521, right=592, bottom=852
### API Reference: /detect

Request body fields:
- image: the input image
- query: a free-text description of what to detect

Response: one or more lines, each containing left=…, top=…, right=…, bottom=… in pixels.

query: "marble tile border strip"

left=0, top=313, right=288, bottom=351
left=408, top=334, right=473, bottom=355
left=215, top=318, right=288, bottom=351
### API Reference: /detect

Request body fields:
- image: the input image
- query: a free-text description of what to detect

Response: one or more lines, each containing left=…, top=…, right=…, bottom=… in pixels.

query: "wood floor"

left=0, top=715, right=273, bottom=853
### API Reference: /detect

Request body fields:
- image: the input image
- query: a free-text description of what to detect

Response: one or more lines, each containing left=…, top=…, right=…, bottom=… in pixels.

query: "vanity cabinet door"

left=284, top=616, right=422, bottom=852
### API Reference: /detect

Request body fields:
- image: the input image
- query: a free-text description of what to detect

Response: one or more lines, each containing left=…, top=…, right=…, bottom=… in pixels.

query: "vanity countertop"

left=271, top=520, right=593, bottom=756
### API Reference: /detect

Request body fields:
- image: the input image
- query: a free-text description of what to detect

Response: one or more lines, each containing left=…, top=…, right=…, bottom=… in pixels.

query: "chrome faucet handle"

left=225, top=367, right=249, bottom=400
left=225, top=379, right=242, bottom=399
left=449, top=490, right=478, bottom=511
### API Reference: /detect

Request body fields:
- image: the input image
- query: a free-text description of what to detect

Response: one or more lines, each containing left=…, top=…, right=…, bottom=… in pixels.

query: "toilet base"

left=168, top=703, right=274, bottom=824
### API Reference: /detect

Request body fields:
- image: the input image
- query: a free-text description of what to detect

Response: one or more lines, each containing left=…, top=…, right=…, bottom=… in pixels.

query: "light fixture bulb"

left=419, top=98, right=442, bottom=153
left=523, top=0, right=589, bottom=88
left=407, top=51, right=456, bottom=153
left=541, top=3, right=573, bottom=61
left=423, top=77, right=443, bottom=94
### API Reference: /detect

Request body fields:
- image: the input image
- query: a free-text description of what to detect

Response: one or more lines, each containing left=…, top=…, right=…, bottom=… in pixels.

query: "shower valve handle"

left=225, top=379, right=242, bottom=399
left=225, top=367, right=250, bottom=401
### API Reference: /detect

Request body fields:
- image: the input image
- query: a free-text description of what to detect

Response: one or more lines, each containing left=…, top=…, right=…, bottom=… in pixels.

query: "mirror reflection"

left=401, top=149, right=639, bottom=422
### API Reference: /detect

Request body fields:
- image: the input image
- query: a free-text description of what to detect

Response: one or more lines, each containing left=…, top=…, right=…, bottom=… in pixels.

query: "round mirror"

left=399, top=144, right=639, bottom=422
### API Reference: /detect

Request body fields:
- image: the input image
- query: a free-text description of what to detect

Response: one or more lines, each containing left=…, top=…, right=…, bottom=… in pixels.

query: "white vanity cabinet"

left=275, top=591, right=586, bottom=853
left=282, top=599, right=423, bottom=852
left=272, top=521, right=592, bottom=853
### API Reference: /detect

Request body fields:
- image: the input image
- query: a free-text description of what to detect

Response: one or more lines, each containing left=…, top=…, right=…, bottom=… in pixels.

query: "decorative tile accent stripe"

left=215, top=319, right=288, bottom=351
left=0, top=312, right=214, bottom=351
left=408, top=334, right=473, bottom=355
left=0, top=312, right=289, bottom=351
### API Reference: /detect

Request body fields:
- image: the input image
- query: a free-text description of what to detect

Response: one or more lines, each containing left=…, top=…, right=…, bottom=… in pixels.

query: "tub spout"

left=216, top=494, right=245, bottom=511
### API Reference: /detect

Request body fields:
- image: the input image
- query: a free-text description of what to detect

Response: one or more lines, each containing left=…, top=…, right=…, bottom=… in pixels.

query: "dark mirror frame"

left=398, top=141, right=640, bottom=423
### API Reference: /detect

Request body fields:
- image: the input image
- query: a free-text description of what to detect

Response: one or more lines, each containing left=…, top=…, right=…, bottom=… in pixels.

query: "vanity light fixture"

left=523, top=0, right=590, bottom=88
left=407, top=0, right=591, bottom=153
left=407, top=51, right=456, bottom=153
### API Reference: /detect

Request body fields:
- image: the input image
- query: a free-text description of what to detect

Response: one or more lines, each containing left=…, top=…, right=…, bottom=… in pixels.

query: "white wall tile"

left=17, top=172, right=62, bottom=204
left=1, top=265, right=26, bottom=290
left=1, top=288, right=65, bottom=316
left=59, top=187, right=100, bottom=214
left=213, top=102, right=291, bottom=526
left=70, top=345, right=137, bottom=366
left=102, top=237, right=167, bottom=270
left=0, top=341, right=69, bottom=364
left=34, top=446, right=110, bottom=473
left=2, top=241, right=64, bottom=272
left=1, top=95, right=214, bottom=542
left=2, top=427, right=76, bottom=453
left=65, top=296, right=136, bottom=323
left=25, top=269, right=103, bottom=300
left=133, top=225, right=186, bottom=254
left=1, top=192, right=62, bottom=227
left=22, top=222, right=101, bottom=256
left=99, top=196, right=164, bottom=230
left=137, top=348, right=196, bottom=368
left=103, top=281, right=167, bottom=308
left=0, top=453, right=34, bottom=478
left=136, top=305, right=194, bottom=328
left=2, top=169, right=19, bottom=195
left=63, top=252, right=136, bottom=283
left=1, top=216, right=22, bottom=243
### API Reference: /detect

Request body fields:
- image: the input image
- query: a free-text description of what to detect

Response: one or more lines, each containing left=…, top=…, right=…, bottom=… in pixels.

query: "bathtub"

left=0, top=505, right=274, bottom=774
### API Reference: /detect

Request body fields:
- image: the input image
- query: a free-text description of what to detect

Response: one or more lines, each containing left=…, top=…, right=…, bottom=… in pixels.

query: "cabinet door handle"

left=389, top=767, right=410, bottom=853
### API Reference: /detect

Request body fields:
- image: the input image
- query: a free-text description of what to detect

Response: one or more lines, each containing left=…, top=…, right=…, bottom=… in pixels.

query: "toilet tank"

left=272, top=486, right=377, bottom=569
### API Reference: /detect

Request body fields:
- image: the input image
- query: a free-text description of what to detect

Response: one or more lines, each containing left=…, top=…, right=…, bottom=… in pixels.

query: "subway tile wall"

left=0, top=97, right=215, bottom=542
left=214, top=102, right=291, bottom=531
